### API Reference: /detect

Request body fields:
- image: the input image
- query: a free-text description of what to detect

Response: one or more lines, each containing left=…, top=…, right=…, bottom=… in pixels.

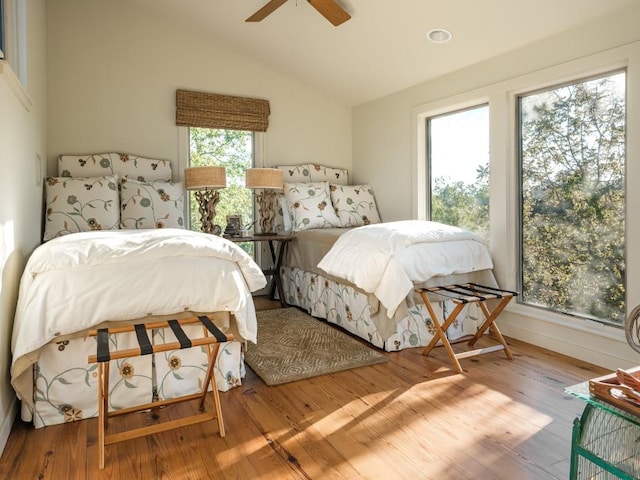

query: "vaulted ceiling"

left=128, top=0, right=637, bottom=106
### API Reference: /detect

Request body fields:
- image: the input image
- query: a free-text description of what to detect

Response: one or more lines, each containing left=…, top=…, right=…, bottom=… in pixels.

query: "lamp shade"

left=245, top=168, right=284, bottom=190
left=184, top=166, right=226, bottom=190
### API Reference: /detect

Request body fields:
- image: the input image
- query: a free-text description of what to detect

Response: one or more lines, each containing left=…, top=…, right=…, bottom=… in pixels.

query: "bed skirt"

left=27, top=326, right=244, bottom=428
left=280, top=266, right=485, bottom=352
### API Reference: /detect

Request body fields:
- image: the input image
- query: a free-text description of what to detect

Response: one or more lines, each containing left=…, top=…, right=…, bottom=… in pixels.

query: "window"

left=176, top=88, right=270, bottom=257
left=188, top=127, right=254, bottom=236
left=518, top=71, right=626, bottom=326
left=427, top=104, right=490, bottom=241
left=0, top=0, right=5, bottom=60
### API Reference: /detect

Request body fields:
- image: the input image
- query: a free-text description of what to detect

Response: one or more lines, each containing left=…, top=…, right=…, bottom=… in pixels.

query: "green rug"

left=245, top=307, right=388, bottom=386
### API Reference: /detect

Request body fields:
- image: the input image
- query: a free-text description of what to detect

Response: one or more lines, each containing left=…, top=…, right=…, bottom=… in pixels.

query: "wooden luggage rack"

left=415, top=283, right=518, bottom=373
left=88, top=315, right=233, bottom=469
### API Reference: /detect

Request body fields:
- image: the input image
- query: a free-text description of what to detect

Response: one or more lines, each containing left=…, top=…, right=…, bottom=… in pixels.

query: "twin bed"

left=275, top=164, right=497, bottom=352
left=11, top=158, right=497, bottom=428
left=11, top=153, right=266, bottom=427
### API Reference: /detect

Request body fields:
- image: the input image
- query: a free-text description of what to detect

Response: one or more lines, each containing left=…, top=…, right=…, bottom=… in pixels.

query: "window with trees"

left=188, top=127, right=254, bottom=238
left=518, top=71, right=626, bottom=325
left=427, top=104, right=490, bottom=241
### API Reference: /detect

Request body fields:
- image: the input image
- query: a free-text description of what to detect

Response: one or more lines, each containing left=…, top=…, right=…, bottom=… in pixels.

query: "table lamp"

left=184, top=166, right=226, bottom=234
left=245, top=167, right=284, bottom=235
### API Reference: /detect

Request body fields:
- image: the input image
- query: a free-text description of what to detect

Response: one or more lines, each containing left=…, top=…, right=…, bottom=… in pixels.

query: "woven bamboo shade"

left=184, top=166, right=226, bottom=190
left=245, top=168, right=284, bottom=190
left=176, top=89, right=270, bottom=132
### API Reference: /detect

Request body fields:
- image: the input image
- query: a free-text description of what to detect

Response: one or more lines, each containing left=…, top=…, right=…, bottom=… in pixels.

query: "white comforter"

left=317, top=220, right=493, bottom=318
left=11, top=229, right=267, bottom=385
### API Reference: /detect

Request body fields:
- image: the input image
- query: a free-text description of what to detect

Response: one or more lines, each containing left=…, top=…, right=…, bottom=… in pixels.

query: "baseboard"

left=497, top=310, right=639, bottom=370
left=0, top=397, right=17, bottom=457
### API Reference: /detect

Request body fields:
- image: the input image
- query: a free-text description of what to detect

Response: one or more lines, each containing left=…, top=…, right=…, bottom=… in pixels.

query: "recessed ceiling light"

left=427, top=28, right=452, bottom=44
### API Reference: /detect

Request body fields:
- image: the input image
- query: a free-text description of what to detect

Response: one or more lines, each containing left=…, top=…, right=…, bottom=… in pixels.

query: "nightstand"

left=227, top=234, right=294, bottom=307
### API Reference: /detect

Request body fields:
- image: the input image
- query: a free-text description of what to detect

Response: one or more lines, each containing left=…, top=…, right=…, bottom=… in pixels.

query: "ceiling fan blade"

left=307, top=0, right=351, bottom=26
left=246, top=0, right=288, bottom=22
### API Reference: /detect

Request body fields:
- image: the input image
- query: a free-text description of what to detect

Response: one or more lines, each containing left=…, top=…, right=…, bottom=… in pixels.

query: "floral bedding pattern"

left=276, top=163, right=348, bottom=185
left=274, top=164, right=348, bottom=233
left=283, top=181, right=342, bottom=232
left=43, top=176, right=120, bottom=241
left=58, top=153, right=172, bottom=182
left=120, top=177, right=185, bottom=229
left=330, top=184, right=381, bottom=227
left=280, top=266, right=482, bottom=351
left=32, top=330, right=244, bottom=428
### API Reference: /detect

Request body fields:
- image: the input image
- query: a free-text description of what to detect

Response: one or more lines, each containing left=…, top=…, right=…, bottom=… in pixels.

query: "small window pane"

left=189, top=127, right=254, bottom=253
left=428, top=105, right=490, bottom=241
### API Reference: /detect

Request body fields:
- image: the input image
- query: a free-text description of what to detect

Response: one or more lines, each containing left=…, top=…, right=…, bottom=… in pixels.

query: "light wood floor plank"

left=0, top=298, right=609, bottom=479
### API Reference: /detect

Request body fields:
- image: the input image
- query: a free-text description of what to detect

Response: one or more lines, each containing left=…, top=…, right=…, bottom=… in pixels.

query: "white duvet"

left=11, top=229, right=267, bottom=387
left=317, top=220, right=493, bottom=318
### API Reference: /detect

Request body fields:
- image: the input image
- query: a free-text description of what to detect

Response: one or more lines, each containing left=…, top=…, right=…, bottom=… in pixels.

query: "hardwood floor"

left=0, top=297, right=607, bottom=479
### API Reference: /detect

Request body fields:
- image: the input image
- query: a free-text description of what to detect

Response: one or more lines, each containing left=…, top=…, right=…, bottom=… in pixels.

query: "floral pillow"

left=43, top=176, right=120, bottom=241
left=330, top=184, right=381, bottom=227
left=120, top=178, right=185, bottom=229
left=283, top=181, right=341, bottom=231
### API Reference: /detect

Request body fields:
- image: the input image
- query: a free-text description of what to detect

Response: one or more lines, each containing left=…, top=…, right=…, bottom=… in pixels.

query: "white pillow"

left=283, top=181, right=341, bottom=231
left=44, top=175, right=120, bottom=241
left=330, top=184, right=381, bottom=227
left=120, top=178, right=185, bottom=229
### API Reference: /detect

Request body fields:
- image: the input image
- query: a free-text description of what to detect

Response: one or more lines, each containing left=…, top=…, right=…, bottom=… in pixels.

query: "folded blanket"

left=317, top=220, right=493, bottom=318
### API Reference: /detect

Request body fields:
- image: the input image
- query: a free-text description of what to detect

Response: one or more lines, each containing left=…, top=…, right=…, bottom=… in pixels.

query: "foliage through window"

left=518, top=71, right=626, bottom=325
left=188, top=127, right=254, bottom=251
left=427, top=104, right=490, bottom=241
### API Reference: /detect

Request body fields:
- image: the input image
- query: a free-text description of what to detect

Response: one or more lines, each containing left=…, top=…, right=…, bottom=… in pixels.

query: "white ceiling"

left=128, top=0, right=637, bottom=106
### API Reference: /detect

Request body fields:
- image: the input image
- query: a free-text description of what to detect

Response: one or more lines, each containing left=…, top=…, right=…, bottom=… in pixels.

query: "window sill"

left=506, top=302, right=626, bottom=343
left=0, top=60, right=32, bottom=111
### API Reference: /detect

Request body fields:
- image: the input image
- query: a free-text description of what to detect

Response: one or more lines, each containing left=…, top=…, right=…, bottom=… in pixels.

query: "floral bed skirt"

left=280, top=266, right=484, bottom=351
left=28, top=325, right=244, bottom=428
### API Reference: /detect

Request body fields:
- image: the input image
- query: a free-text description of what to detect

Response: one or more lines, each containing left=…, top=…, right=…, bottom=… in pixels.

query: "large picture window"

left=427, top=104, right=490, bottom=241
left=518, top=71, right=626, bottom=325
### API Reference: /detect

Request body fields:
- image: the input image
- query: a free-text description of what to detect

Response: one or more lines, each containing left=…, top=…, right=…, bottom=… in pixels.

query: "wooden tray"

left=589, top=366, right=640, bottom=418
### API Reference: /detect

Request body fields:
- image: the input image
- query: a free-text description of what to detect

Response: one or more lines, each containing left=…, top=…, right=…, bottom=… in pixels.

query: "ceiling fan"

left=246, top=0, right=351, bottom=26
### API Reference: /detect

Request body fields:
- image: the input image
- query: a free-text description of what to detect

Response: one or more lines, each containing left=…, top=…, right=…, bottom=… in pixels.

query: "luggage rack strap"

left=88, top=315, right=233, bottom=364
left=415, top=283, right=519, bottom=304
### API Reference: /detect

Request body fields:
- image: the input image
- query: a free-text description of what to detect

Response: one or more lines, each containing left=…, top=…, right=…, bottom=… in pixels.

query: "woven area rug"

left=245, top=307, right=388, bottom=386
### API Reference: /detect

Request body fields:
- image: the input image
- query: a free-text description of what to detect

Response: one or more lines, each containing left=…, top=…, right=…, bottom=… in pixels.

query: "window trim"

left=0, top=0, right=5, bottom=60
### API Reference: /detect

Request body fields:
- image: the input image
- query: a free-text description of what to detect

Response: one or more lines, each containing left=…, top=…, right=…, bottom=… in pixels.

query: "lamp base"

left=194, top=189, right=220, bottom=234
left=255, top=189, right=280, bottom=235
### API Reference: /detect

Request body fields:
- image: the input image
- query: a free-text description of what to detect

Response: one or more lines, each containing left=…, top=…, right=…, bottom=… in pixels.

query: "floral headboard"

left=43, top=153, right=184, bottom=241
left=58, top=152, right=172, bottom=181
left=277, top=163, right=349, bottom=185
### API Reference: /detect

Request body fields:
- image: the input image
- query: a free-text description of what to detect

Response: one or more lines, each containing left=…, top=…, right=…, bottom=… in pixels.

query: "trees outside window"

left=428, top=105, right=490, bottom=242
left=189, top=127, right=254, bottom=252
left=518, top=71, right=626, bottom=325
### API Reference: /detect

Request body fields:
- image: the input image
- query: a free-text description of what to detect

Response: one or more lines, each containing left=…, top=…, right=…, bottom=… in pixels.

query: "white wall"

left=0, top=0, right=47, bottom=453
left=46, top=0, right=351, bottom=176
left=353, top=2, right=640, bottom=369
